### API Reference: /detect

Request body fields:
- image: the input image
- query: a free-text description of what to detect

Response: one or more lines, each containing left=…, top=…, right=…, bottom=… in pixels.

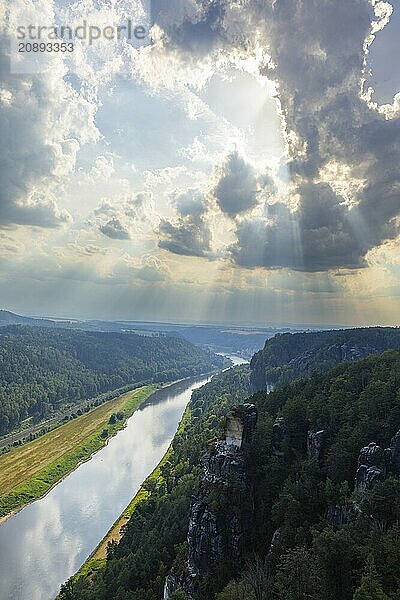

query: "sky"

left=0, top=0, right=399, bottom=326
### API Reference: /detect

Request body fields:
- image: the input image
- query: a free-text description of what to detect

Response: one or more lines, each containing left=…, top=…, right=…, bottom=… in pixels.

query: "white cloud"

left=92, top=192, right=156, bottom=240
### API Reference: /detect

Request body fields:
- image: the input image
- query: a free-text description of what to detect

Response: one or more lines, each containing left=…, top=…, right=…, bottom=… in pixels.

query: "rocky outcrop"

left=202, top=440, right=244, bottom=484
left=164, top=404, right=257, bottom=599
left=268, top=529, right=282, bottom=554
left=307, top=430, right=325, bottom=461
left=272, top=417, right=287, bottom=457
left=164, top=575, right=181, bottom=599
left=355, top=442, right=386, bottom=493
left=187, top=499, right=223, bottom=576
left=226, top=404, right=258, bottom=448
left=329, top=431, right=400, bottom=525
left=354, top=432, right=400, bottom=493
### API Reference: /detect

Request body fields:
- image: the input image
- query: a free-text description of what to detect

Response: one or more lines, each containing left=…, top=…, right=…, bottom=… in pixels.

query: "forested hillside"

left=62, top=351, right=400, bottom=599
left=0, top=326, right=224, bottom=436
left=250, top=326, right=400, bottom=391
left=221, top=350, right=400, bottom=600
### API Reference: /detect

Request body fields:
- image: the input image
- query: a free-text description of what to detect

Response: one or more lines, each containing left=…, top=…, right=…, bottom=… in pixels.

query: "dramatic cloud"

left=231, top=184, right=371, bottom=272
left=158, top=189, right=212, bottom=257
left=0, top=51, right=98, bottom=229
left=152, top=0, right=227, bottom=56
left=213, top=150, right=259, bottom=217
left=158, top=0, right=400, bottom=272
left=1, top=0, right=399, bottom=325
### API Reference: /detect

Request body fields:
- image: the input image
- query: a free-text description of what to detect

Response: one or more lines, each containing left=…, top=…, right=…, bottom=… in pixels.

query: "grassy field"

left=0, top=385, right=156, bottom=520
left=73, top=406, right=193, bottom=583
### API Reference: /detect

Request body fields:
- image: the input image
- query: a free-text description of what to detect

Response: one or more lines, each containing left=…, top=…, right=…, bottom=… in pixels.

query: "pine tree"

left=353, top=555, right=391, bottom=600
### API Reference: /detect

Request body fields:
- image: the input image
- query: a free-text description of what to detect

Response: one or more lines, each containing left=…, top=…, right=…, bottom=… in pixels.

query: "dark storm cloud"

left=158, top=0, right=400, bottom=272
left=158, top=188, right=212, bottom=257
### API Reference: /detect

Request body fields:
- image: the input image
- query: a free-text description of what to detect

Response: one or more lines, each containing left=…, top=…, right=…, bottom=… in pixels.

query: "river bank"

left=72, top=404, right=193, bottom=584
left=0, top=385, right=156, bottom=523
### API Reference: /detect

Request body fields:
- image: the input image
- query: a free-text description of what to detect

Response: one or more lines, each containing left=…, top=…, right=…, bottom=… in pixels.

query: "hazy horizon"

left=2, top=305, right=399, bottom=331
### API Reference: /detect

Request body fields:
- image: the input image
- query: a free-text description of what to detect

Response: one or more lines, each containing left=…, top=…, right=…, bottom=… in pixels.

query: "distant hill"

left=0, top=325, right=224, bottom=436
left=0, top=310, right=42, bottom=325
left=250, top=327, right=400, bottom=392
left=0, top=310, right=312, bottom=358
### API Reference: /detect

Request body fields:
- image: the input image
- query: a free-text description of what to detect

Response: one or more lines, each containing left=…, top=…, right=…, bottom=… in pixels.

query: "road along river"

left=0, top=356, right=247, bottom=600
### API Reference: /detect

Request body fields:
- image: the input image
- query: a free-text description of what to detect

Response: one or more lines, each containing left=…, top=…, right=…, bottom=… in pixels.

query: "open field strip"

left=0, top=385, right=156, bottom=521
left=73, top=405, right=193, bottom=582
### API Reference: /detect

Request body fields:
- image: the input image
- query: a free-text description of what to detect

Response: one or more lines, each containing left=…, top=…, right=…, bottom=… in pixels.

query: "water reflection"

left=0, top=375, right=211, bottom=600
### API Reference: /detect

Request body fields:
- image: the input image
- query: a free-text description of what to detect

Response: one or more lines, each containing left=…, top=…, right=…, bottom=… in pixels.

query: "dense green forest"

left=250, top=327, right=400, bottom=391
left=222, top=350, right=400, bottom=600
left=0, top=326, right=224, bottom=436
left=61, top=351, right=400, bottom=599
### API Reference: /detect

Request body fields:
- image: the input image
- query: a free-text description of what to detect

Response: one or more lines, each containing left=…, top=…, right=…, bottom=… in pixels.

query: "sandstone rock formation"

left=307, top=429, right=325, bottom=461
left=355, top=442, right=386, bottom=493
left=226, top=404, right=258, bottom=448
left=354, top=432, right=400, bottom=494
left=164, top=404, right=257, bottom=599
left=268, top=529, right=282, bottom=555
left=164, top=575, right=180, bottom=600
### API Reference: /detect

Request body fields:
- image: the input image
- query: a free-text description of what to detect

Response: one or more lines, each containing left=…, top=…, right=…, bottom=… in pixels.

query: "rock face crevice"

left=164, top=404, right=258, bottom=600
left=307, top=430, right=325, bottom=461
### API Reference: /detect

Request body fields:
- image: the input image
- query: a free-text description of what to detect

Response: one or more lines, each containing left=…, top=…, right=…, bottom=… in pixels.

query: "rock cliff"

left=249, top=328, right=400, bottom=393
left=164, top=404, right=257, bottom=599
left=164, top=406, right=400, bottom=600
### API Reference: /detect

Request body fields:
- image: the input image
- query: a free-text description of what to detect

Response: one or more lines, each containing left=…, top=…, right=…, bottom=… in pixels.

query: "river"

left=0, top=355, right=247, bottom=600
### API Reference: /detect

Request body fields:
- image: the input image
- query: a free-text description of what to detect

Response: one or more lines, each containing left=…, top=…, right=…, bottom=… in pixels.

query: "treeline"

left=0, top=326, right=224, bottom=436
left=59, top=366, right=250, bottom=600
left=250, top=326, right=400, bottom=391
